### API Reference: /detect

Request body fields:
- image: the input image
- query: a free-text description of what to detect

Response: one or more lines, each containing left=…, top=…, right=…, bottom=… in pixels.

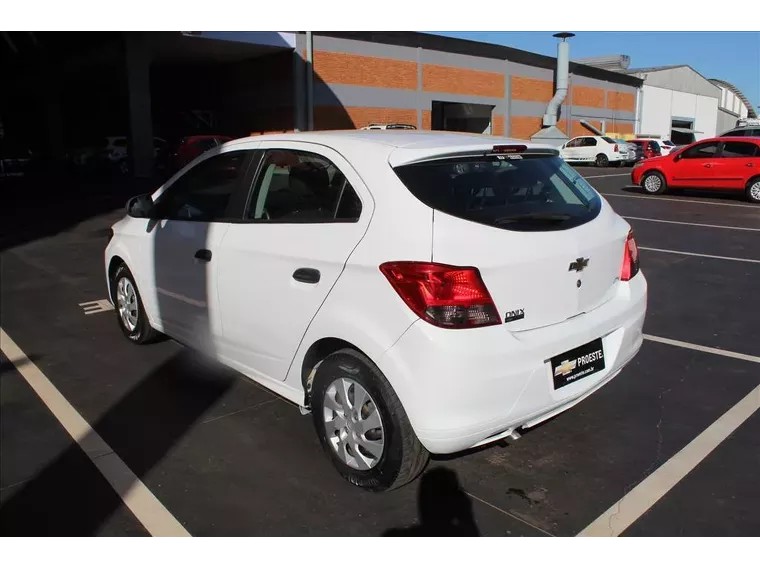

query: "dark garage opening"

left=670, top=119, right=698, bottom=146
left=431, top=101, right=495, bottom=134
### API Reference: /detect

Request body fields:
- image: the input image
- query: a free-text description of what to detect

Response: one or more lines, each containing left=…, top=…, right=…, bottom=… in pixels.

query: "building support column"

left=305, top=32, right=314, bottom=131
left=41, top=66, right=66, bottom=169
left=293, top=34, right=306, bottom=132
left=503, top=61, right=511, bottom=137
left=124, top=33, right=154, bottom=178
left=416, top=47, right=423, bottom=129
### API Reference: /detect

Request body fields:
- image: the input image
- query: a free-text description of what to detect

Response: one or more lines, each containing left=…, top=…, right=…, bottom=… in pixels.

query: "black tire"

left=110, top=263, right=162, bottom=344
left=745, top=177, right=760, bottom=204
left=310, top=348, right=429, bottom=491
left=640, top=170, right=667, bottom=195
left=595, top=153, right=609, bottom=167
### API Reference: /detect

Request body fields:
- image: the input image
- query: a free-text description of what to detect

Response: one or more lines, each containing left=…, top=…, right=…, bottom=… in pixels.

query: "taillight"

left=614, top=144, right=619, bottom=152
left=620, top=231, right=640, bottom=281
left=379, top=261, right=500, bottom=329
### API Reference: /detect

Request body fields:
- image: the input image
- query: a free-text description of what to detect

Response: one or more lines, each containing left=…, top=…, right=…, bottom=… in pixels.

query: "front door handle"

left=195, top=249, right=212, bottom=262
left=293, top=268, right=320, bottom=284
left=703, top=163, right=713, bottom=168
left=747, top=163, right=755, bottom=167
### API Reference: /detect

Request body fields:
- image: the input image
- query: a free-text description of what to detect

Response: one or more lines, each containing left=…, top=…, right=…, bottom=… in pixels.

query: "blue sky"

left=432, top=32, right=760, bottom=110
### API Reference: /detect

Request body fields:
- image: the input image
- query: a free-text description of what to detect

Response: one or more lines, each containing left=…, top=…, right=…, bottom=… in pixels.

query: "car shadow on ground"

left=0, top=350, right=235, bottom=536
left=382, top=467, right=480, bottom=537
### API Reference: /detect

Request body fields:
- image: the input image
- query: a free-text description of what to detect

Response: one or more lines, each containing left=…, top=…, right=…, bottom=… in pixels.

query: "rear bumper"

left=379, top=273, right=648, bottom=454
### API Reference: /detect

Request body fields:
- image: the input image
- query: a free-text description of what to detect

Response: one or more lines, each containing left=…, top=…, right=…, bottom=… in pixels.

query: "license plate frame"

left=550, top=338, right=606, bottom=390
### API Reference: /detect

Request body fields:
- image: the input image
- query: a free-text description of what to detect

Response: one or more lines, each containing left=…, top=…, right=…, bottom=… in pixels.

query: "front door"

left=561, top=137, right=582, bottom=162
left=147, top=148, right=256, bottom=349
left=216, top=143, right=372, bottom=383
left=669, top=141, right=722, bottom=188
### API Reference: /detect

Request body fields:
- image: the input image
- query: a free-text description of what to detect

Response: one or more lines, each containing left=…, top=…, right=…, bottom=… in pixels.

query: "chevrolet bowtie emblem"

left=554, top=359, right=577, bottom=377
left=569, top=257, right=589, bottom=272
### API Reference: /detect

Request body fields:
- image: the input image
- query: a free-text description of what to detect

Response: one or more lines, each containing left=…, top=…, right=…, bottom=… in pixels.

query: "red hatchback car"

left=631, top=136, right=760, bottom=203
left=173, top=135, right=233, bottom=170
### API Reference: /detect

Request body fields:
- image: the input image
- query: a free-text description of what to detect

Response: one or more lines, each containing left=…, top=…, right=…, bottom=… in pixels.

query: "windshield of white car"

left=393, top=155, right=601, bottom=232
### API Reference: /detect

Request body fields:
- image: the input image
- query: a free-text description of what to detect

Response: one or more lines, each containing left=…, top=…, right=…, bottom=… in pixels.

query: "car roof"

left=226, top=130, right=558, bottom=166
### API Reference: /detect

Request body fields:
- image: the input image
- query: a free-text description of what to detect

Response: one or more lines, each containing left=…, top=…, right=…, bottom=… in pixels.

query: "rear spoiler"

left=391, top=145, right=559, bottom=167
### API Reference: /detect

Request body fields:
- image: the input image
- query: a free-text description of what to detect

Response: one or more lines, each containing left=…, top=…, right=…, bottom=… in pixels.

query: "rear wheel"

left=595, top=153, right=609, bottom=167
left=641, top=170, right=667, bottom=195
left=746, top=177, right=760, bottom=204
left=310, top=348, right=429, bottom=491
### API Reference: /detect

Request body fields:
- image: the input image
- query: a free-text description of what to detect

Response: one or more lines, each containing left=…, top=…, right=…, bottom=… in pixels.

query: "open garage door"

left=431, top=101, right=495, bottom=134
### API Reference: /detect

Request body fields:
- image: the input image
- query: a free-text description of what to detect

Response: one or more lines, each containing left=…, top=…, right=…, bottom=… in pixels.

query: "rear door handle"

left=293, top=268, right=320, bottom=284
left=747, top=163, right=755, bottom=167
left=703, top=163, right=713, bottom=168
left=194, top=249, right=212, bottom=262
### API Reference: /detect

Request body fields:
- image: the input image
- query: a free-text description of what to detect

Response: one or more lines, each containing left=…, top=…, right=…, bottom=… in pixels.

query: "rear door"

left=716, top=140, right=760, bottom=189
left=669, top=140, right=721, bottom=188
left=393, top=152, right=630, bottom=332
left=216, top=143, right=372, bottom=382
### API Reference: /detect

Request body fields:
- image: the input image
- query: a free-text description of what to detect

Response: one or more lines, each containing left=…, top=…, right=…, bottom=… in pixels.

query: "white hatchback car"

left=560, top=135, right=630, bottom=167
left=105, top=131, right=647, bottom=491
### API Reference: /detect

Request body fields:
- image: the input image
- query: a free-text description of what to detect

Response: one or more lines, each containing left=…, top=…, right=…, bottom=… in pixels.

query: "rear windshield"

left=602, top=136, right=618, bottom=144
left=394, top=155, right=601, bottom=232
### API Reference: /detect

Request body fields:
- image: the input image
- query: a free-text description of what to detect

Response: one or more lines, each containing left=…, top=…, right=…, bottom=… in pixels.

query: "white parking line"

left=644, top=334, right=760, bottom=364
left=601, top=193, right=759, bottom=209
left=639, top=246, right=760, bottom=265
left=583, top=173, right=631, bottom=179
left=0, top=328, right=190, bottom=537
left=624, top=216, right=760, bottom=232
left=578, top=384, right=760, bottom=537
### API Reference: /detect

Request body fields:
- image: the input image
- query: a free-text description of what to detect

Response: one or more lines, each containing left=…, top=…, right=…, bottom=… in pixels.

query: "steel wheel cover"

left=116, top=277, right=139, bottom=332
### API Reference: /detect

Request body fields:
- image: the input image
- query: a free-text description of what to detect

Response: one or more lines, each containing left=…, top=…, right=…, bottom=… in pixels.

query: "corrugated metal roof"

left=708, top=78, right=758, bottom=119
left=625, top=64, right=690, bottom=74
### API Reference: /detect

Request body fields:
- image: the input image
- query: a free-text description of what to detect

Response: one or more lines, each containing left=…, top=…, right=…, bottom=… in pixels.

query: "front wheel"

left=746, top=178, right=760, bottom=204
left=310, top=348, right=429, bottom=491
left=595, top=153, right=609, bottom=167
left=641, top=171, right=667, bottom=195
left=110, top=264, right=162, bottom=344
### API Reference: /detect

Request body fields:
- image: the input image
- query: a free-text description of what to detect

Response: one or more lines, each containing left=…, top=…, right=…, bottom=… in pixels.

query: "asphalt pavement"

left=1, top=167, right=758, bottom=536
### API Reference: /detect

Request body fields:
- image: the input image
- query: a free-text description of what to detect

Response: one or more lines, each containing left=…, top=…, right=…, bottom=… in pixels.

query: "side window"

left=153, top=150, right=251, bottom=221
left=247, top=149, right=362, bottom=222
left=681, top=143, right=719, bottom=159
left=565, top=138, right=580, bottom=148
left=583, top=138, right=598, bottom=147
left=720, top=142, right=758, bottom=158
left=650, top=141, right=661, bottom=152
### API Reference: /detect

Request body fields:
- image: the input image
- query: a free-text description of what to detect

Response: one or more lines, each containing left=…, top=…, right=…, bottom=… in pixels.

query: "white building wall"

left=640, top=85, right=672, bottom=137
left=639, top=84, right=718, bottom=140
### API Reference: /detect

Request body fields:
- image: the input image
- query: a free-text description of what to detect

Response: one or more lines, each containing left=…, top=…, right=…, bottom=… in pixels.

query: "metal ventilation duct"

left=542, top=32, right=574, bottom=128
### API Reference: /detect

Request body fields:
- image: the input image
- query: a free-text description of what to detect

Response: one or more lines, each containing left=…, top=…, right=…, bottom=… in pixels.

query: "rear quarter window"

left=393, top=155, right=601, bottom=232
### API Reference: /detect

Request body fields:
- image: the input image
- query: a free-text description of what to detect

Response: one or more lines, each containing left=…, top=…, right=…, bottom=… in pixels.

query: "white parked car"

left=105, top=131, right=647, bottom=491
left=360, top=123, right=417, bottom=130
left=560, top=135, right=630, bottom=167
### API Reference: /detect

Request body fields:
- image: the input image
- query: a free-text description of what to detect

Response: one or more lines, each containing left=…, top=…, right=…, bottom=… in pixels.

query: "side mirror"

left=126, top=193, right=154, bottom=218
